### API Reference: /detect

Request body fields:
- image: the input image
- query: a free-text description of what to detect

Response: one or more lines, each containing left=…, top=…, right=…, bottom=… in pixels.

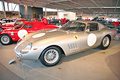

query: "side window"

left=76, top=23, right=86, bottom=32
left=23, top=23, right=33, bottom=29
left=88, top=23, right=98, bottom=31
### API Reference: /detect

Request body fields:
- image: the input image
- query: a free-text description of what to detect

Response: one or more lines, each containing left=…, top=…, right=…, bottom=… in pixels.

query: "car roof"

left=23, top=21, right=45, bottom=27
left=17, top=19, right=26, bottom=21
left=72, top=20, right=99, bottom=24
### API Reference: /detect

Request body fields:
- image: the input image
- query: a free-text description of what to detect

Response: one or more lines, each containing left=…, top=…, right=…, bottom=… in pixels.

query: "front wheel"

left=40, top=47, right=62, bottom=67
left=0, top=34, right=12, bottom=45
left=99, top=36, right=111, bottom=50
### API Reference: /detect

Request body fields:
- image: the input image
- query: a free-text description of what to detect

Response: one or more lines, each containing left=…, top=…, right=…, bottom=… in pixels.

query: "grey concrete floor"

left=0, top=40, right=120, bottom=80
left=0, top=63, right=23, bottom=80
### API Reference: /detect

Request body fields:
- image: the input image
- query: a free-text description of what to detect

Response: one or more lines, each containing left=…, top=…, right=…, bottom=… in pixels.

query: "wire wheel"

left=102, top=36, right=110, bottom=47
left=40, top=47, right=62, bottom=67
left=44, top=49, right=59, bottom=64
left=0, top=34, right=11, bottom=45
left=99, top=36, right=111, bottom=50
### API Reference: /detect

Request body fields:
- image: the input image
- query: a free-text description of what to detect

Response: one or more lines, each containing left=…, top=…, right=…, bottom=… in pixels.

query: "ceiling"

left=1, top=0, right=120, bottom=16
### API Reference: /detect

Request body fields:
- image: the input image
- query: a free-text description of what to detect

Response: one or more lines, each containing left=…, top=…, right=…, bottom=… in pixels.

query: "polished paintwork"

left=14, top=20, right=116, bottom=60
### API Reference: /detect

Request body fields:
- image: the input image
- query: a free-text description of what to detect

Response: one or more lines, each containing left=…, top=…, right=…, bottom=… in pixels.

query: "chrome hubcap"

left=103, top=37, right=109, bottom=47
left=44, top=49, right=59, bottom=64
left=1, top=36, right=9, bottom=44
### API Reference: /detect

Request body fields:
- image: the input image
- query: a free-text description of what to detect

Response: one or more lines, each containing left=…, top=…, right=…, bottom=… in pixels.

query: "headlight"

left=22, top=35, right=25, bottom=39
left=20, top=43, right=32, bottom=54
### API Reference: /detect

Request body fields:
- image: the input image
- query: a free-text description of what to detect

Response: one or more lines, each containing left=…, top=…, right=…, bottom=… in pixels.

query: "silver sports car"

left=14, top=20, right=117, bottom=66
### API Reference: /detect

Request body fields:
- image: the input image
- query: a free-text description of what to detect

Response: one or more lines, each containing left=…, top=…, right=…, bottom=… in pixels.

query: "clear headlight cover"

left=20, top=43, right=32, bottom=54
left=22, top=35, right=25, bottom=40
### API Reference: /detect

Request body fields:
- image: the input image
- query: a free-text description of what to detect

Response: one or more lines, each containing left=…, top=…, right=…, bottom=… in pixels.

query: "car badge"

left=74, top=35, right=78, bottom=40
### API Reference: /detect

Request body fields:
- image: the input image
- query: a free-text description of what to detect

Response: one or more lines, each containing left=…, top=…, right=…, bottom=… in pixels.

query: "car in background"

left=92, top=17, right=107, bottom=25
left=117, top=19, right=120, bottom=22
left=0, top=19, right=25, bottom=31
left=0, top=21, right=59, bottom=45
left=0, top=18, right=14, bottom=25
left=14, top=20, right=117, bottom=67
left=0, top=20, right=6, bottom=25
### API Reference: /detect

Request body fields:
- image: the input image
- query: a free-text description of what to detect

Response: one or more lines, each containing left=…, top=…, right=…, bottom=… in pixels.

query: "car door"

left=76, top=23, right=102, bottom=52
left=84, top=23, right=102, bottom=49
left=16, top=23, right=34, bottom=39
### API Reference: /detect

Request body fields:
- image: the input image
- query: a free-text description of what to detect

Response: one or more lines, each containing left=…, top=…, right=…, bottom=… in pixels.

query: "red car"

left=0, top=19, right=26, bottom=31
left=0, top=21, right=58, bottom=45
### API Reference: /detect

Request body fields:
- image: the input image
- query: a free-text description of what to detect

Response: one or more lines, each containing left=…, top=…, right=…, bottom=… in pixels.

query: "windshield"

left=2, top=22, right=15, bottom=25
left=60, top=21, right=86, bottom=32
left=14, top=21, right=23, bottom=25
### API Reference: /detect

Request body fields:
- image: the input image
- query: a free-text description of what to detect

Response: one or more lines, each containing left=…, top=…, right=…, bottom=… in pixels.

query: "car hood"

left=15, top=29, right=70, bottom=52
left=24, top=29, right=71, bottom=43
left=1, top=28, right=15, bottom=32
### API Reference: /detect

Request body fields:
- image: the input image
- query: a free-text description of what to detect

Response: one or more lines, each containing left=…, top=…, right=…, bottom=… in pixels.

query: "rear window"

left=88, top=23, right=98, bottom=31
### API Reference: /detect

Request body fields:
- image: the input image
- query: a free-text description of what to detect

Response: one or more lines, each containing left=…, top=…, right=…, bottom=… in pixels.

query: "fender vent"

left=68, top=43, right=78, bottom=50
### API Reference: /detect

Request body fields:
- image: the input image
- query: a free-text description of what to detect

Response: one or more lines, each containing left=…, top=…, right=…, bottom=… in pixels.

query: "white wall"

left=58, top=11, right=76, bottom=20
left=68, top=12, right=76, bottom=20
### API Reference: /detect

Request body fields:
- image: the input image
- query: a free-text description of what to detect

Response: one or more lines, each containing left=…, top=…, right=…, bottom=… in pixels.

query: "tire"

left=99, top=36, right=111, bottom=50
left=40, top=46, right=62, bottom=67
left=0, top=34, right=12, bottom=45
left=0, top=27, right=3, bottom=31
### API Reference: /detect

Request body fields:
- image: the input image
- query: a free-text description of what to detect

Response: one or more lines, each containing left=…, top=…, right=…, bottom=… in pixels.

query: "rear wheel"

left=0, top=34, right=12, bottom=45
left=40, top=46, right=62, bottom=67
left=99, top=36, right=111, bottom=50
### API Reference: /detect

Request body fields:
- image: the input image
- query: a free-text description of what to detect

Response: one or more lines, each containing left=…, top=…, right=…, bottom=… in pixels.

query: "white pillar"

left=45, top=8, right=47, bottom=18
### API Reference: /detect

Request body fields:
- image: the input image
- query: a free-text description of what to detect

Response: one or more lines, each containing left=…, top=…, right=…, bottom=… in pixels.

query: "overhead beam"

left=69, top=0, right=95, bottom=12
left=43, top=0, right=71, bottom=7
left=48, top=0, right=70, bottom=3
left=91, top=0, right=104, bottom=12
left=65, top=7, right=120, bottom=10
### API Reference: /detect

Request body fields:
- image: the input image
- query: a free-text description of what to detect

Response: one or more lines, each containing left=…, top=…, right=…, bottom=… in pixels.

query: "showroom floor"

left=0, top=63, right=23, bottom=80
left=0, top=40, right=120, bottom=80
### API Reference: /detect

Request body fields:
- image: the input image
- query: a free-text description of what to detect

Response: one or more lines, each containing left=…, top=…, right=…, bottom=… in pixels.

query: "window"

left=76, top=23, right=86, bottom=32
left=60, top=21, right=85, bottom=32
left=23, top=23, right=33, bottom=29
left=14, top=21, right=23, bottom=25
left=88, top=23, right=98, bottom=31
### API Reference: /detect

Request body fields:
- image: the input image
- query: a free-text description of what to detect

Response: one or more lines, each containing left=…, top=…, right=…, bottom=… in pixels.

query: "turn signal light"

left=33, top=48, right=37, bottom=50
